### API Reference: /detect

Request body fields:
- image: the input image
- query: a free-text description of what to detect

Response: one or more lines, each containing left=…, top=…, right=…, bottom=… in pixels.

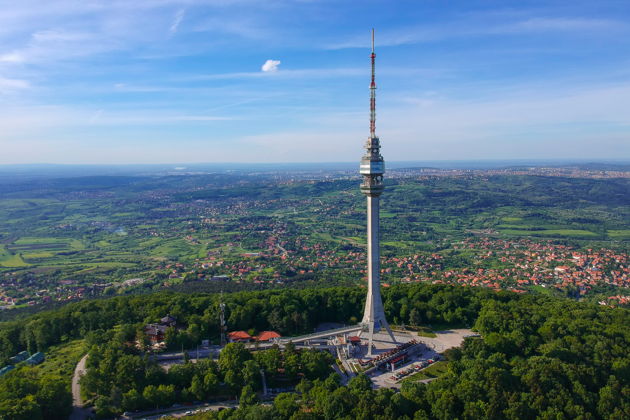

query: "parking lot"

left=364, top=328, right=472, bottom=389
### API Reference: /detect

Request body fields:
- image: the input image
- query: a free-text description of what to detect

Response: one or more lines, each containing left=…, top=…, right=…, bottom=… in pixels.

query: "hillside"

left=1, top=284, right=629, bottom=419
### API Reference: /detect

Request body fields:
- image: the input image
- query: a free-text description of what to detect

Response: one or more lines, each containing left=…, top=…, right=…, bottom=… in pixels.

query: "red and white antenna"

left=369, top=28, right=377, bottom=138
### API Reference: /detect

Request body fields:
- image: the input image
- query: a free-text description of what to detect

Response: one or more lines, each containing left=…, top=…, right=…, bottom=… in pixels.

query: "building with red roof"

left=349, top=336, right=361, bottom=345
left=227, top=331, right=252, bottom=343
left=255, top=331, right=281, bottom=342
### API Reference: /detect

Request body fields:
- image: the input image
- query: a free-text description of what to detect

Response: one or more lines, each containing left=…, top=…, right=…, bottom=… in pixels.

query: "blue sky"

left=1, top=0, right=629, bottom=164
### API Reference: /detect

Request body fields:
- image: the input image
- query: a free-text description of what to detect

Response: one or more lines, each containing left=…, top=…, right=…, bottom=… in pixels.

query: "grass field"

left=149, top=240, right=198, bottom=259
left=73, top=262, right=136, bottom=274
left=608, top=230, right=630, bottom=239
left=416, top=326, right=437, bottom=338
left=0, top=253, right=29, bottom=267
left=10, top=237, right=86, bottom=251
left=530, top=285, right=555, bottom=296
left=500, top=228, right=598, bottom=237
left=429, top=321, right=471, bottom=331
left=34, top=339, right=85, bottom=385
left=14, top=237, right=69, bottom=245
left=22, top=252, right=55, bottom=259
left=0, top=244, right=30, bottom=267
left=382, top=240, right=419, bottom=250
left=404, top=361, right=449, bottom=382
left=391, top=325, right=437, bottom=338
left=496, top=224, right=539, bottom=229
left=2, top=236, right=90, bottom=267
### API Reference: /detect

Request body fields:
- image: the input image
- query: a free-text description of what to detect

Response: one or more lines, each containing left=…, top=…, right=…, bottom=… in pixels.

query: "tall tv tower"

left=360, top=29, right=395, bottom=355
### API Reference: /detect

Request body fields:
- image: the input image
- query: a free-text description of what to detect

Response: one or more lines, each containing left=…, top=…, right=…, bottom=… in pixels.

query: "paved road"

left=132, top=400, right=238, bottom=419
left=69, top=354, right=91, bottom=420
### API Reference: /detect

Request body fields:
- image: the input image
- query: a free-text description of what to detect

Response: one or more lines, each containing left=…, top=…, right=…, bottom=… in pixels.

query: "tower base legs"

left=359, top=318, right=397, bottom=356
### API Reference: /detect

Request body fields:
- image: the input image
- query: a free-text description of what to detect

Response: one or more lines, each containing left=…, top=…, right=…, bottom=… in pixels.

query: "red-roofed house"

left=255, top=331, right=281, bottom=342
left=227, top=331, right=252, bottom=343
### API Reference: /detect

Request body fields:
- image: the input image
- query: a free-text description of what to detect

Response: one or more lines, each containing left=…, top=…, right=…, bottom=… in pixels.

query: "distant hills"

left=1, top=160, right=629, bottom=182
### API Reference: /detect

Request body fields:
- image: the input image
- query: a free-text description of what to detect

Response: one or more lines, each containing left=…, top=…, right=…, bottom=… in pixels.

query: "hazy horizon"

left=1, top=159, right=629, bottom=181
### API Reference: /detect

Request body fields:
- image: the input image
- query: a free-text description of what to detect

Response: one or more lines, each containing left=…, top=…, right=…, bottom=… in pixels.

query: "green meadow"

left=499, top=228, right=598, bottom=237
left=404, top=361, right=450, bottom=382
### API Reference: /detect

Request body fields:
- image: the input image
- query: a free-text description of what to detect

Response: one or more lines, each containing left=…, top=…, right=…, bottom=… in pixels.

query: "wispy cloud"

left=188, top=67, right=363, bottom=81
left=88, top=109, right=103, bottom=124
left=501, top=17, right=622, bottom=32
left=0, top=29, right=113, bottom=66
left=191, top=15, right=273, bottom=40
left=169, top=9, right=186, bottom=35
left=169, top=115, right=233, bottom=121
left=0, top=103, right=234, bottom=127
left=0, top=52, right=25, bottom=63
left=326, top=16, right=627, bottom=49
left=0, top=2, right=266, bottom=67
left=0, top=75, right=30, bottom=92
left=374, top=82, right=630, bottom=160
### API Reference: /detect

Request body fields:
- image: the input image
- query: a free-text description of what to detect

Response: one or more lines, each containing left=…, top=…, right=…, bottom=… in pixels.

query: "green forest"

left=1, top=283, right=628, bottom=419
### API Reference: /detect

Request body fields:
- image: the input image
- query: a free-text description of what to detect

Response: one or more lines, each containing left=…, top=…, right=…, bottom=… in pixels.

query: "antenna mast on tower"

left=370, top=28, right=376, bottom=138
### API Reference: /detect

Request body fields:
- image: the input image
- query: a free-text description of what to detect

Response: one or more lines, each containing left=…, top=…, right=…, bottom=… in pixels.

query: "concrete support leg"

left=383, top=321, right=396, bottom=344
left=366, top=322, right=375, bottom=356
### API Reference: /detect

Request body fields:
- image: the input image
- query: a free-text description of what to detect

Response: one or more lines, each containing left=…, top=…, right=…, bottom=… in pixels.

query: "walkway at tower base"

left=275, top=322, right=398, bottom=352
left=276, top=324, right=363, bottom=344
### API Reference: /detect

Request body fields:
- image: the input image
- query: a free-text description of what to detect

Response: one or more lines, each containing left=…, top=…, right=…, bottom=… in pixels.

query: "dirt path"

left=69, top=354, right=90, bottom=420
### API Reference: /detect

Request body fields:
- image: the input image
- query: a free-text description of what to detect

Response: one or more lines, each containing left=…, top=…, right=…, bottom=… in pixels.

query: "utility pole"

left=219, top=291, right=227, bottom=347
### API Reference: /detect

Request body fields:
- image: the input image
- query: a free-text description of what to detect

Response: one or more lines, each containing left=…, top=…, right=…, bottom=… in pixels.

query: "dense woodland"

left=81, top=339, right=333, bottom=417
left=1, top=283, right=628, bottom=419
left=0, top=284, right=486, bottom=362
left=0, top=368, right=70, bottom=420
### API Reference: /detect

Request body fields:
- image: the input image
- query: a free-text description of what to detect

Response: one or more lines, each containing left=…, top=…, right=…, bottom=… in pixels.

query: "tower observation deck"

left=359, top=29, right=396, bottom=355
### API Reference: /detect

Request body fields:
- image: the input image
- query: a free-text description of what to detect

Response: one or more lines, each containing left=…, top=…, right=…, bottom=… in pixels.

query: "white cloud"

left=0, top=52, right=24, bottom=63
left=261, top=59, right=280, bottom=72
left=169, top=9, right=185, bottom=35
left=0, top=76, right=30, bottom=91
